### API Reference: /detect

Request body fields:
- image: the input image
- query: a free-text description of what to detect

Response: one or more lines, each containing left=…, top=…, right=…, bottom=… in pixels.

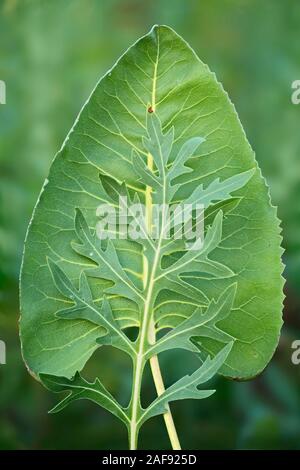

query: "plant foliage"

left=20, top=25, right=284, bottom=449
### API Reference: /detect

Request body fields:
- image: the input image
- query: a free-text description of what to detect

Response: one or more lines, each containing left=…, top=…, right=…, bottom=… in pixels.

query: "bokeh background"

left=0, top=0, right=299, bottom=450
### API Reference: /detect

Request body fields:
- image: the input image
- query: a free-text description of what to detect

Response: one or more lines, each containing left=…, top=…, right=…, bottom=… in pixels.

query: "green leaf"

left=146, top=284, right=236, bottom=358
left=40, top=372, right=129, bottom=425
left=138, top=342, right=233, bottom=427
left=71, top=208, right=144, bottom=305
left=47, top=257, right=136, bottom=356
left=20, top=25, right=284, bottom=449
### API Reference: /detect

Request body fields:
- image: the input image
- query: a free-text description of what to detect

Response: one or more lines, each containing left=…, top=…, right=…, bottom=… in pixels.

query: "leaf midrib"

left=129, top=29, right=162, bottom=447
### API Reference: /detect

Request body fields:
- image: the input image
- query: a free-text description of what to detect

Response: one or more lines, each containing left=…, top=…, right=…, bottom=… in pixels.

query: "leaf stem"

left=130, top=30, right=181, bottom=449
left=143, top=147, right=181, bottom=450
left=148, top=321, right=181, bottom=450
left=129, top=354, right=144, bottom=450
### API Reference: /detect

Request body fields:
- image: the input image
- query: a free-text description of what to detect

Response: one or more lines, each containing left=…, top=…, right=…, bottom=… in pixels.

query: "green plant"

left=19, top=25, right=284, bottom=450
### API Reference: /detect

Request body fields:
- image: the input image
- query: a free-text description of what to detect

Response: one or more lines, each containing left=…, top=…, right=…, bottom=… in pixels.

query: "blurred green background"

left=0, top=0, right=299, bottom=450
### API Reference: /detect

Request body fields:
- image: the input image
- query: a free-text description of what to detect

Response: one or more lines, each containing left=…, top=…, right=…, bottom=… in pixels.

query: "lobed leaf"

left=40, top=372, right=129, bottom=425
left=20, top=25, right=284, bottom=446
left=139, top=343, right=233, bottom=427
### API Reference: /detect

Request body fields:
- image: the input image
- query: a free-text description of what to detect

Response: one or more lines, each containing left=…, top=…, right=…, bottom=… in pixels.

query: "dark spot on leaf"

left=148, top=106, right=154, bottom=113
